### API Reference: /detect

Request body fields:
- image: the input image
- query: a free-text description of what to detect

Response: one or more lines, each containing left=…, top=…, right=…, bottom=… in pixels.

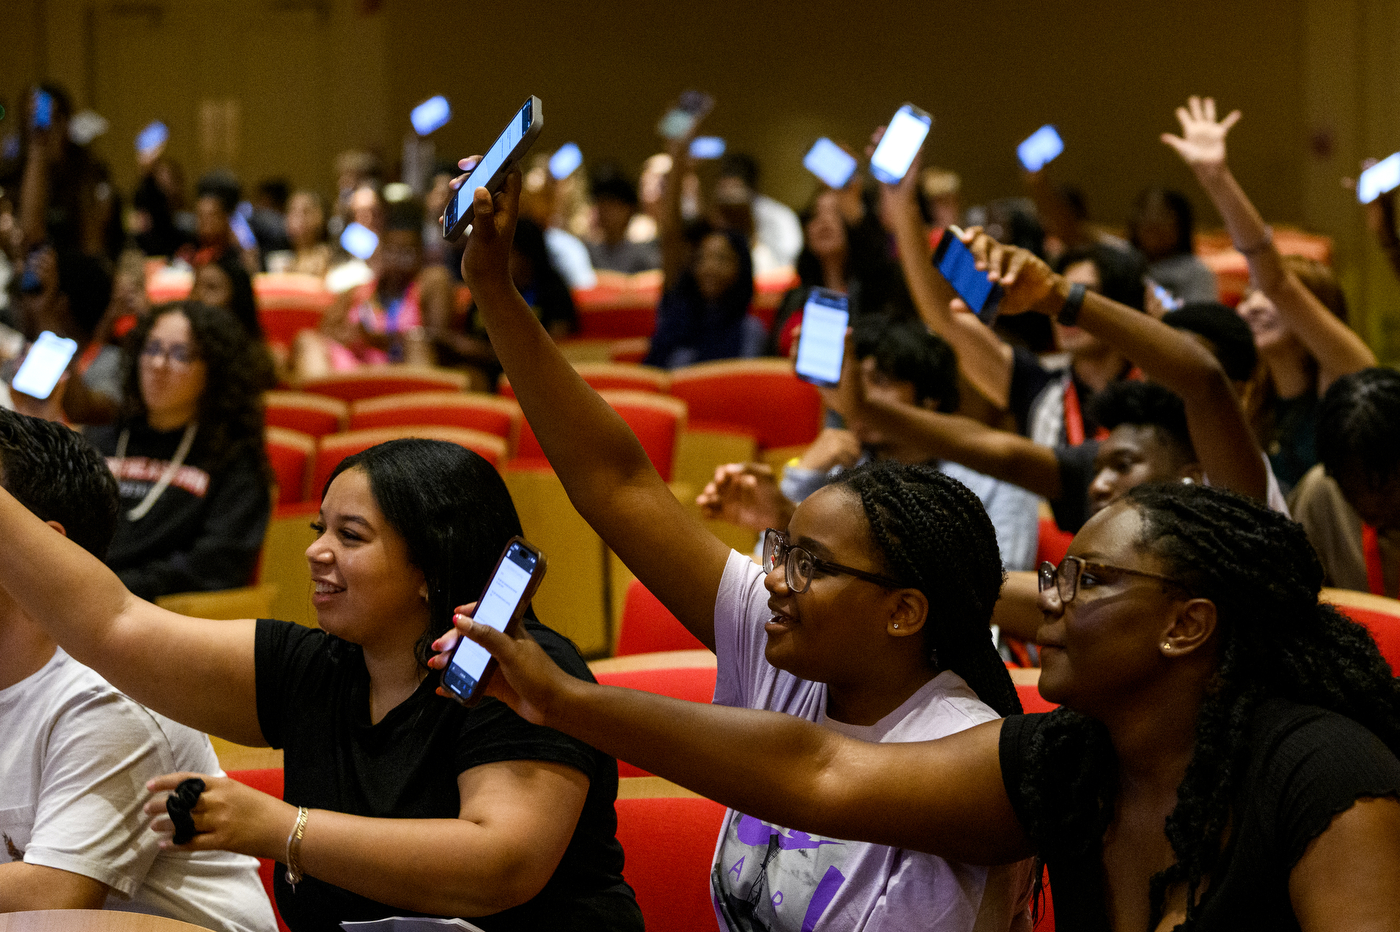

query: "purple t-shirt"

left=710, top=551, right=1028, bottom=932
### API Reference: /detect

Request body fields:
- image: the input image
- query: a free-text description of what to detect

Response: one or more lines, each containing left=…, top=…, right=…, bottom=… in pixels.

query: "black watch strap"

left=1057, top=282, right=1087, bottom=326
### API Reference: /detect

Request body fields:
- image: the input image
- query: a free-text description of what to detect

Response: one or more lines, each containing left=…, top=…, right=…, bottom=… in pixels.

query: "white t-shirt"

left=710, top=551, right=1030, bottom=932
left=0, top=649, right=277, bottom=932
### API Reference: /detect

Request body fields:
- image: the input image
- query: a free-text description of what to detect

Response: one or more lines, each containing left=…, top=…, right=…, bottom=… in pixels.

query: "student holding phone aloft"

left=445, top=158, right=1032, bottom=932
left=1161, top=95, right=1376, bottom=494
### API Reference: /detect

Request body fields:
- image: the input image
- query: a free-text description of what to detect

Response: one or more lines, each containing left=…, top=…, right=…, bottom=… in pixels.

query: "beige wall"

left=13, top=0, right=1400, bottom=356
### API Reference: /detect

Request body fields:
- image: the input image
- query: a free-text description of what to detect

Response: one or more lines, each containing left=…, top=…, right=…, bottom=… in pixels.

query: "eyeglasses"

left=1038, top=555, right=1186, bottom=605
left=141, top=340, right=200, bottom=367
left=762, top=528, right=905, bottom=595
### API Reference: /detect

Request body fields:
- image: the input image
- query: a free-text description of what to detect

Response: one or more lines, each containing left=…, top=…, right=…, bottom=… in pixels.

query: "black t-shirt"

left=1008, top=346, right=1059, bottom=437
left=999, top=701, right=1400, bottom=931
left=86, top=421, right=271, bottom=600
left=254, top=619, right=642, bottom=932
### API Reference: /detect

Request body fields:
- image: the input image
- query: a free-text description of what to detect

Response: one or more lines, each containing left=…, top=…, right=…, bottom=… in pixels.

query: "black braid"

left=831, top=461, right=1021, bottom=717
left=1018, top=483, right=1400, bottom=931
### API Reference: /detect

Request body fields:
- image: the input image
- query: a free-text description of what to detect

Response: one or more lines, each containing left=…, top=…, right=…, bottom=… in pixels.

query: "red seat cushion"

left=617, top=580, right=706, bottom=656
left=614, top=795, right=726, bottom=932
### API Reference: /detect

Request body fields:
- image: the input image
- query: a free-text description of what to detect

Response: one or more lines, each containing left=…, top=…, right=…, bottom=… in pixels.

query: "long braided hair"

left=830, top=460, right=1021, bottom=717
left=1019, top=483, right=1400, bottom=929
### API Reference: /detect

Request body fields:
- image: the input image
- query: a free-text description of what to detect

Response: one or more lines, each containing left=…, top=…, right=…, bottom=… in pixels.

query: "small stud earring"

left=893, top=623, right=900, bottom=630
left=1161, top=641, right=1172, bottom=651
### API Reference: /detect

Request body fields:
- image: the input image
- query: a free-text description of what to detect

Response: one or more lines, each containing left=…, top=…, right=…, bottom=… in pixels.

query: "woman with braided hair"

left=450, top=473, right=1400, bottom=931
left=442, top=161, right=1032, bottom=931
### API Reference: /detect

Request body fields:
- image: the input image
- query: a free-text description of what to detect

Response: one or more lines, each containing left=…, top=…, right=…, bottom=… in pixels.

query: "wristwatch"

left=1057, top=282, right=1087, bottom=327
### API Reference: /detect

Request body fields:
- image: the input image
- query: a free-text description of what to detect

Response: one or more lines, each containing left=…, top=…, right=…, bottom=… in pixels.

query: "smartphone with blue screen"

left=1017, top=125, right=1064, bottom=173
left=411, top=95, right=452, bottom=136
left=870, top=104, right=932, bottom=185
left=340, top=222, right=379, bottom=260
left=803, top=138, right=857, bottom=189
left=11, top=331, right=78, bottom=400
left=933, top=228, right=1002, bottom=325
left=794, top=288, right=851, bottom=388
left=549, top=142, right=583, bottom=180
left=136, top=121, right=168, bottom=157
left=32, top=90, right=53, bottom=130
left=657, top=91, right=713, bottom=140
left=690, top=136, right=726, bottom=160
left=441, top=537, right=547, bottom=705
left=1358, top=153, right=1400, bottom=204
left=443, top=96, right=544, bottom=242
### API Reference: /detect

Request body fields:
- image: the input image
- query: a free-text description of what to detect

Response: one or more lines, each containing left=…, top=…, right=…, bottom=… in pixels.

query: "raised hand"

left=430, top=606, right=566, bottom=727
left=453, top=158, right=522, bottom=298
left=696, top=462, right=788, bottom=531
left=958, top=227, right=1057, bottom=316
left=1161, top=95, right=1241, bottom=176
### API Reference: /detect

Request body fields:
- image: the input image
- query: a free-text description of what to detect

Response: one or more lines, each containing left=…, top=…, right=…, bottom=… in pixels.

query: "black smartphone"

left=793, top=288, right=850, bottom=388
left=440, top=537, right=547, bottom=705
left=442, top=96, right=545, bottom=243
left=933, top=228, right=1003, bottom=325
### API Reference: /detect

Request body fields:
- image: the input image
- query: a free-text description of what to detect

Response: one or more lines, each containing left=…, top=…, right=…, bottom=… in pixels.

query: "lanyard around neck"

left=114, top=422, right=198, bottom=521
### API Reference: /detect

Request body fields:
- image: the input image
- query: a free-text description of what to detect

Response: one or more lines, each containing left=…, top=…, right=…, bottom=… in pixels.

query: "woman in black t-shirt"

left=0, top=436, right=641, bottom=932
left=451, top=480, right=1400, bottom=931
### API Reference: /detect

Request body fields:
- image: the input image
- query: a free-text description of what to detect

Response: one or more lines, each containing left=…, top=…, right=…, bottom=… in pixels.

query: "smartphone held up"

left=11, top=331, right=78, bottom=401
left=803, top=138, right=857, bottom=190
left=1358, top=153, right=1400, bottom=205
left=441, top=537, right=547, bottom=705
left=869, top=103, right=932, bottom=185
left=793, top=288, right=851, bottom=388
left=443, top=95, right=545, bottom=242
left=933, top=228, right=1003, bottom=325
left=1017, top=124, right=1064, bottom=173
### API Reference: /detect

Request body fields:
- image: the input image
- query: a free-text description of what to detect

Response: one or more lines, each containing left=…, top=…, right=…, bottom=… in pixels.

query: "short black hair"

left=1089, top=380, right=1193, bottom=460
left=1056, top=242, right=1148, bottom=311
left=195, top=170, right=242, bottom=215
left=591, top=172, right=639, bottom=207
left=55, top=249, right=114, bottom=338
left=0, top=410, right=119, bottom=558
left=1318, top=367, right=1400, bottom=485
left=717, top=152, right=759, bottom=189
left=853, top=313, right=960, bottom=413
left=1130, top=186, right=1196, bottom=257
left=1163, top=302, right=1258, bottom=383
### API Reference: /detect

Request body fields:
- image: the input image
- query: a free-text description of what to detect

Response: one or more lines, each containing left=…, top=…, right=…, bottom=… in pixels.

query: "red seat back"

left=595, top=666, right=717, bottom=778
left=311, top=427, right=505, bottom=497
left=227, top=769, right=289, bottom=932
left=1016, top=682, right=1058, bottom=714
left=667, top=359, right=821, bottom=451
left=614, top=795, right=726, bottom=932
left=1036, top=517, right=1074, bottom=569
left=512, top=392, right=684, bottom=481
left=265, top=427, right=315, bottom=505
left=1333, top=604, right=1400, bottom=671
left=264, top=392, right=348, bottom=438
left=617, top=579, right=706, bottom=656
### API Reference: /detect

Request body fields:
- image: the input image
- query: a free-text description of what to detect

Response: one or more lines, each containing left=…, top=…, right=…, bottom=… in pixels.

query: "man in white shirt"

left=0, top=409, right=276, bottom=932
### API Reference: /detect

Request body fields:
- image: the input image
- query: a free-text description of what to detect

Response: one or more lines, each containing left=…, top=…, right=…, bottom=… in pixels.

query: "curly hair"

left=1019, top=483, right=1400, bottom=929
left=829, top=461, right=1021, bottom=718
left=119, top=301, right=271, bottom=478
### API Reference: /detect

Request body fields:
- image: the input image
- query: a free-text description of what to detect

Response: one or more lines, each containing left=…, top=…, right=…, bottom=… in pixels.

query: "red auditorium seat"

left=511, top=391, right=686, bottom=481
left=311, top=427, right=506, bottom=497
left=298, top=365, right=468, bottom=402
left=616, top=578, right=706, bottom=656
left=227, top=768, right=289, bottom=932
left=667, top=358, right=823, bottom=453
left=347, top=392, right=521, bottom=454
left=265, top=427, right=316, bottom=506
left=1323, top=587, right=1400, bottom=671
left=614, top=794, right=727, bottom=932
left=264, top=391, right=348, bottom=438
left=594, top=666, right=718, bottom=778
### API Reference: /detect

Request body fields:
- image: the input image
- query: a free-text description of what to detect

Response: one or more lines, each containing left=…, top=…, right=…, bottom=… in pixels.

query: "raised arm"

left=1163, top=96, right=1375, bottom=389
left=433, top=616, right=1034, bottom=866
left=878, top=151, right=1014, bottom=407
left=457, top=162, right=730, bottom=647
left=0, top=488, right=263, bottom=744
left=966, top=229, right=1269, bottom=502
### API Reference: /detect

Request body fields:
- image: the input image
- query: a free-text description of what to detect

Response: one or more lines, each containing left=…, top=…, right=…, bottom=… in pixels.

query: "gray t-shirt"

left=710, top=550, right=1029, bottom=932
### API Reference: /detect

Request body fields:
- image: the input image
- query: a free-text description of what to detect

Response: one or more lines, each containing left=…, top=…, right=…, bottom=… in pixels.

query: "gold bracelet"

left=285, top=806, right=308, bottom=889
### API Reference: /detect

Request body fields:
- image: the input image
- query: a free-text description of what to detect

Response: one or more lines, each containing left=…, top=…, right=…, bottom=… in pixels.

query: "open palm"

left=1161, top=96, right=1240, bottom=170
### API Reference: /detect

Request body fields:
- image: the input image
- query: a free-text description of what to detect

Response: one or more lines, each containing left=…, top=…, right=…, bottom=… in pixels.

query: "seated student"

left=699, top=314, right=1040, bottom=572
left=193, top=170, right=256, bottom=274
left=265, top=190, right=332, bottom=277
left=83, top=301, right=273, bottom=600
left=839, top=229, right=1280, bottom=530
left=1127, top=186, right=1218, bottom=305
left=192, top=250, right=264, bottom=343
left=1290, top=367, right=1400, bottom=598
left=586, top=170, right=661, bottom=274
left=294, top=195, right=449, bottom=378
left=445, top=161, right=1032, bottom=932
left=712, top=152, right=803, bottom=274
left=0, top=409, right=276, bottom=932
left=448, top=481, right=1400, bottom=932
left=1162, top=95, right=1376, bottom=493
left=879, top=154, right=1148, bottom=443
left=0, top=432, right=643, bottom=932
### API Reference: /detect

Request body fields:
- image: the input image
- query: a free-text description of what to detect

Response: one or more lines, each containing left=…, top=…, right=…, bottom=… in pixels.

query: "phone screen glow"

left=794, top=290, right=850, bottom=386
left=445, top=100, right=532, bottom=233
left=1358, top=152, right=1400, bottom=204
left=549, top=143, right=583, bottom=179
left=445, top=545, right=538, bottom=694
left=803, top=138, right=857, bottom=189
left=340, top=222, right=379, bottom=260
left=690, top=136, right=726, bottom=159
left=1017, top=125, right=1064, bottom=173
left=938, top=236, right=996, bottom=313
left=870, top=105, right=931, bottom=184
left=136, top=121, right=168, bottom=155
left=411, top=95, right=452, bottom=136
left=12, top=331, right=78, bottom=400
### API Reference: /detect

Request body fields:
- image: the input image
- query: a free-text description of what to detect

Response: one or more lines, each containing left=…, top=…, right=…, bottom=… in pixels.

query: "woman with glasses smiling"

left=436, top=165, right=1033, bottom=932
left=84, top=301, right=273, bottom=600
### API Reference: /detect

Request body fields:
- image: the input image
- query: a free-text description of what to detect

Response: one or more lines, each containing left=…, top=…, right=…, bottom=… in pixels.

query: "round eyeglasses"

left=1038, top=555, right=1186, bottom=605
left=141, top=339, right=200, bottom=367
left=762, top=528, right=906, bottom=595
